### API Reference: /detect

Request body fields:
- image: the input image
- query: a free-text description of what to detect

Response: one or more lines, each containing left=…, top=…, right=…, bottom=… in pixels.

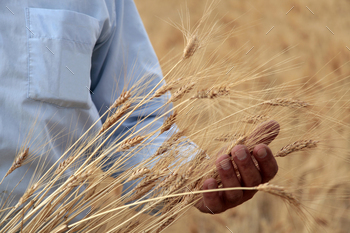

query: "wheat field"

left=135, top=0, right=350, bottom=232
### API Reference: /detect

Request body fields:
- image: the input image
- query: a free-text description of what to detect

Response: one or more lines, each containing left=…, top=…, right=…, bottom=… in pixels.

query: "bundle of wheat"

left=0, top=1, right=349, bottom=232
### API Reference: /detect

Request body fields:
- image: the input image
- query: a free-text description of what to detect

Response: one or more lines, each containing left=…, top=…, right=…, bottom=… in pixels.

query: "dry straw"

left=0, top=1, right=347, bottom=232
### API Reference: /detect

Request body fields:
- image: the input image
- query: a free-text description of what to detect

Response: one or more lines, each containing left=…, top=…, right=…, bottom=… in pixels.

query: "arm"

left=90, top=0, right=172, bottom=180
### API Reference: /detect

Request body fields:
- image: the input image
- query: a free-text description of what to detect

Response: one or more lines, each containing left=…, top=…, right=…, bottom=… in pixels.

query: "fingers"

left=196, top=142, right=279, bottom=214
left=252, top=144, right=278, bottom=183
left=196, top=178, right=223, bottom=214
left=231, top=145, right=262, bottom=201
left=215, top=154, right=243, bottom=207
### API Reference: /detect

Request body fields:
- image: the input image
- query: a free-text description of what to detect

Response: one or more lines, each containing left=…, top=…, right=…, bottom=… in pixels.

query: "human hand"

left=195, top=121, right=279, bottom=214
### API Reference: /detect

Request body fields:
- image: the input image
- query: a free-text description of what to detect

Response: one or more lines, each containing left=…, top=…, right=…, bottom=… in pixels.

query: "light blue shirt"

left=0, top=0, right=171, bottom=209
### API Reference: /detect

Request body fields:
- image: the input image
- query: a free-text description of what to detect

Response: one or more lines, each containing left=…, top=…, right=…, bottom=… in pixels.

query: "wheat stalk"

left=51, top=224, right=69, bottom=233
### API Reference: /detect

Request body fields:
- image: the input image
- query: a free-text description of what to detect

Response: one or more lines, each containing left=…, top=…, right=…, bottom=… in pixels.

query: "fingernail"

left=257, top=147, right=267, bottom=158
left=219, top=158, right=231, bottom=170
left=235, top=147, right=247, bottom=161
left=208, top=181, right=216, bottom=189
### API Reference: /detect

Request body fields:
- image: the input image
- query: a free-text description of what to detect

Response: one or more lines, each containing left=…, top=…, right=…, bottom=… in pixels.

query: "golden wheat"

left=5, top=147, right=29, bottom=177
left=111, top=90, right=131, bottom=109
left=275, top=139, right=319, bottom=157
left=98, top=102, right=131, bottom=135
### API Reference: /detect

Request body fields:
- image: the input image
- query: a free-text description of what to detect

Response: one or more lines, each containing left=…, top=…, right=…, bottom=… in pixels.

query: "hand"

left=195, top=122, right=279, bottom=214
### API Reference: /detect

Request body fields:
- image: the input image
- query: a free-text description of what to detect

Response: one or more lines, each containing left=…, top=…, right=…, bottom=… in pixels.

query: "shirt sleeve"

left=89, top=0, right=172, bottom=178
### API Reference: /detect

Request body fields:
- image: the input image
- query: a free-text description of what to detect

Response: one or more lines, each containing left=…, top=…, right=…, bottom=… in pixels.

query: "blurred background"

left=135, top=0, right=350, bottom=232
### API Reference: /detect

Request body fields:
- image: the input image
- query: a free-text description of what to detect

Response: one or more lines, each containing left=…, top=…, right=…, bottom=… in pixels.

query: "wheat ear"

left=262, top=98, right=310, bottom=108
left=15, top=183, right=38, bottom=209
left=99, top=102, right=131, bottom=135
left=191, top=86, right=229, bottom=99
left=111, top=90, right=131, bottom=109
left=214, top=133, right=245, bottom=142
left=125, top=168, right=151, bottom=182
left=54, top=156, right=74, bottom=175
left=5, top=148, right=29, bottom=177
left=257, top=183, right=300, bottom=207
left=150, top=79, right=181, bottom=100
left=275, top=139, right=319, bottom=157
left=242, top=115, right=269, bottom=124
left=115, top=135, right=145, bottom=152
left=167, top=82, right=195, bottom=104
left=183, top=34, right=200, bottom=59
left=161, top=112, right=177, bottom=134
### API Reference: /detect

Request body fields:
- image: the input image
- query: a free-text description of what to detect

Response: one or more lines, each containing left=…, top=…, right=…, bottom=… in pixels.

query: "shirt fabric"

left=0, top=0, right=172, bottom=210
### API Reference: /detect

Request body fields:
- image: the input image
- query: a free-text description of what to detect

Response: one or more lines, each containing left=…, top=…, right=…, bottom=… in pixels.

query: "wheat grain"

left=275, top=139, right=319, bottom=157
left=54, top=156, right=74, bottom=175
left=150, top=79, right=182, bottom=100
left=156, top=169, right=179, bottom=190
left=183, top=34, right=199, bottom=59
left=242, top=115, right=269, bottom=124
left=161, top=112, right=177, bottom=134
left=125, top=168, right=151, bottom=182
left=64, top=169, right=93, bottom=190
left=156, top=216, right=177, bottom=233
left=99, top=102, right=131, bottom=135
left=115, top=135, right=145, bottom=152
left=262, top=98, right=310, bottom=108
left=191, top=86, right=229, bottom=99
left=167, top=82, right=195, bottom=104
left=5, top=148, right=29, bottom=177
left=214, top=133, right=245, bottom=142
left=111, top=90, right=131, bottom=109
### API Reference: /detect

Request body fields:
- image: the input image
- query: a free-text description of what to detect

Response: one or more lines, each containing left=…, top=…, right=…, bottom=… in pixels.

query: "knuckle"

left=221, top=171, right=235, bottom=180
